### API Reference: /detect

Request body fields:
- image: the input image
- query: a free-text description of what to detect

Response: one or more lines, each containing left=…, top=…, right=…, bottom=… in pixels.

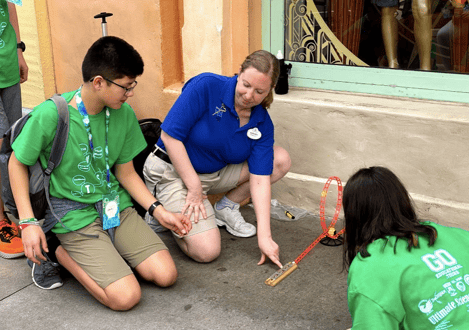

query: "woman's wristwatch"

left=148, top=201, right=163, bottom=217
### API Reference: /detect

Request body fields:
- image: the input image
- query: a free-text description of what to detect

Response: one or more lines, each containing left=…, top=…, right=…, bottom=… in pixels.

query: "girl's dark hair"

left=82, top=36, right=144, bottom=82
left=343, top=166, right=437, bottom=270
left=240, top=50, right=279, bottom=109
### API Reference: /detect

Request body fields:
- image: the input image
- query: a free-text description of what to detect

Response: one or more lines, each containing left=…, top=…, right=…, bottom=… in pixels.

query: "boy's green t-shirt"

left=347, top=222, right=469, bottom=329
left=0, top=0, right=20, bottom=88
left=12, top=89, right=146, bottom=233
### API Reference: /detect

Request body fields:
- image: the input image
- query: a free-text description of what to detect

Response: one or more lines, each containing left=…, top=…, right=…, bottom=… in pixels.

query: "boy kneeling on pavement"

left=10, top=36, right=191, bottom=310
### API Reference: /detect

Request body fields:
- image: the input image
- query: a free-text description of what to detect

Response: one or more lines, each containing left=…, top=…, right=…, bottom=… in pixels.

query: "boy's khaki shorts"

left=56, top=207, right=167, bottom=288
left=143, top=152, right=243, bottom=238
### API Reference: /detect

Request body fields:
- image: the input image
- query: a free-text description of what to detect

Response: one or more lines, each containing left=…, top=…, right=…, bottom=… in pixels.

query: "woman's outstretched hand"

left=257, top=235, right=282, bottom=268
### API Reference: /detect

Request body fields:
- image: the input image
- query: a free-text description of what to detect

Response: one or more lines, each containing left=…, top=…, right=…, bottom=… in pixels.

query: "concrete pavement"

left=0, top=206, right=352, bottom=330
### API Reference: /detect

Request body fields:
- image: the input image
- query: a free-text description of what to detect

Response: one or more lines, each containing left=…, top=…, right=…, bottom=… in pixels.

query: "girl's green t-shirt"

left=348, top=222, right=469, bottom=329
left=12, top=89, right=146, bottom=233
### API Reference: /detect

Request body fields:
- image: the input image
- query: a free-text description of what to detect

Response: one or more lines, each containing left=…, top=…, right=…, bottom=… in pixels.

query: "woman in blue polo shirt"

left=143, top=50, right=291, bottom=268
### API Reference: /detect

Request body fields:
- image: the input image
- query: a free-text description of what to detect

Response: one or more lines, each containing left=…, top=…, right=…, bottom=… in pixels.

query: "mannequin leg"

left=381, top=6, right=400, bottom=68
left=413, top=0, right=432, bottom=70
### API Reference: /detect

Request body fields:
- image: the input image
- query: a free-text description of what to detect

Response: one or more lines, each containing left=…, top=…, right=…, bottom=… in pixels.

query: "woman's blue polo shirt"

left=157, top=73, right=274, bottom=175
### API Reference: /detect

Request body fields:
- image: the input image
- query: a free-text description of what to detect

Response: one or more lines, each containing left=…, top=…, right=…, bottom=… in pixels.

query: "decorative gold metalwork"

left=284, top=0, right=368, bottom=66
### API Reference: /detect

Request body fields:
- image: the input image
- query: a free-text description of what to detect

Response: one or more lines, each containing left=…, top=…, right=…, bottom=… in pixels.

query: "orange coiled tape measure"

left=265, top=176, right=345, bottom=287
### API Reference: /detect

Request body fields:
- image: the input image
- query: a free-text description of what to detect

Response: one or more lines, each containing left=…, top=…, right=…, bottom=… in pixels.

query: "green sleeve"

left=12, top=100, right=58, bottom=166
left=115, top=106, right=146, bottom=165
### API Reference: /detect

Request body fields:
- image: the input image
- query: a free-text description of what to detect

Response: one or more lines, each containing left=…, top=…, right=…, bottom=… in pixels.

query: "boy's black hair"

left=342, top=166, right=437, bottom=270
left=82, top=36, right=144, bottom=82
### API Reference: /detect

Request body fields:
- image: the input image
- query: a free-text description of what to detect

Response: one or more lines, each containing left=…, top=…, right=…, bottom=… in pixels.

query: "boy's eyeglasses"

left=89, top=76, right=138, bottom=95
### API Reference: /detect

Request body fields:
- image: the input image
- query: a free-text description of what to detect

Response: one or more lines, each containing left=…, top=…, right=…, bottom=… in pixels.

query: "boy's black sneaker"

left=27, top=253, right=63, bottom=290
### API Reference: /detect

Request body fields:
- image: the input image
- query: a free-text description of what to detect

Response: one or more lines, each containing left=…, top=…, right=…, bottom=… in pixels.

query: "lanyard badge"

left=102, top=191, right=120, bottom=230
left=76, top=87, right=120, bottom=230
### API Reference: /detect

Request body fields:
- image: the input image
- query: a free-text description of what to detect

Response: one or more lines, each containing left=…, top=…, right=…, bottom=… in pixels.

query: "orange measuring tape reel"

left=265, top=176, right=345, bottom=287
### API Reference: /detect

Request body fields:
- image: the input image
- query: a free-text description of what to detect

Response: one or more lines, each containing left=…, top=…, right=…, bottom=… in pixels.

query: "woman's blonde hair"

left=240, top=50, right=279, bottom=109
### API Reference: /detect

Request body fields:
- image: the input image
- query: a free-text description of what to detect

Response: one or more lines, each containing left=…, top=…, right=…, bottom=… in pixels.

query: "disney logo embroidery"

left=213, top=103, right=226, bottom=121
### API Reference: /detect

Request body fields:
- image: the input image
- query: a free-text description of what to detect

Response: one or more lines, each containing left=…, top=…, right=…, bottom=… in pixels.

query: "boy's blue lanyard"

left=75, top=87, right=112, bottom=191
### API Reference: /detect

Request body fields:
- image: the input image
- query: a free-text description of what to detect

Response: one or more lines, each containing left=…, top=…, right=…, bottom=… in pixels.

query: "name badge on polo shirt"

left=247, top=127, right=262, bottom=140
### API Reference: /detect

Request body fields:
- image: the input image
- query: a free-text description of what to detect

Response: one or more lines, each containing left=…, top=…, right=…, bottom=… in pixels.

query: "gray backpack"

left=0, top=94, right=69, bottom=220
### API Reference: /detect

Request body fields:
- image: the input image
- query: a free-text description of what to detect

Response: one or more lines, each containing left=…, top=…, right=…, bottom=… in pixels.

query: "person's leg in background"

left=0, top=83, right=24, bottom=259
left=413, top=0, right=433, bottom=70
left=381, top=5, right=400, bottom=68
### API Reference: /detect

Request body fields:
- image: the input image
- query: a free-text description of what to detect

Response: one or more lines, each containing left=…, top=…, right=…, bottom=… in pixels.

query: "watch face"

left=17, top=42, right=25, bottom=52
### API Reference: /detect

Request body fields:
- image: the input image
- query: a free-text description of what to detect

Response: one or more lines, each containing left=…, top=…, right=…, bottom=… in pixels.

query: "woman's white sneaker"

left=214, top=202, right=256, bottom=238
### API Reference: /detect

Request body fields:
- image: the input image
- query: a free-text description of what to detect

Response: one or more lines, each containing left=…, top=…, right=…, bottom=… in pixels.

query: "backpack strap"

left=43, top=94, right=98, bottom=238
left=45, top=94, right=69, bottom=175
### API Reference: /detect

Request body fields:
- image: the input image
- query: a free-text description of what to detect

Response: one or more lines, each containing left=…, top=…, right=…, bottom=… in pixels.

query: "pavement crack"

left=0, top=282, right=34, bottom=302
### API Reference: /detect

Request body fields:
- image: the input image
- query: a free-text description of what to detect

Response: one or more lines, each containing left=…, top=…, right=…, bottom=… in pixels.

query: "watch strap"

left=148, top=201, right=162, bottom=217
left=17, top=41, right=25, bottom=52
